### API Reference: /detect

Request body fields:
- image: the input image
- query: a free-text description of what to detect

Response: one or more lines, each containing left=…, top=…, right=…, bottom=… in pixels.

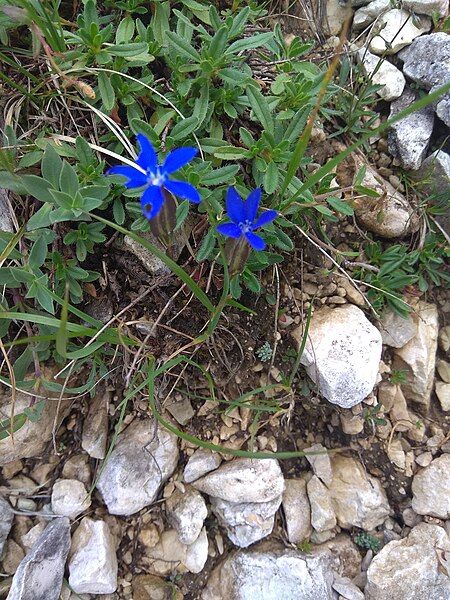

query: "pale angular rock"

left=411, top=150, right=450, bottom=234
left=399, top=32, right=450, bottom=88
left=2, top=540, right=24, bottom=574
left=305, top=444, right=333, bottom=486
left=439, top=325, right=450, bottom=353
left=20, top=523, right=46, bottom=552
left=325, top=0, right=353, bottom=35
left=307, top=475, right=337, bottom=533
left=369, top=9, right=431, bottom=55
left=0, top=387, right=70, bottom=466
left=292, top=305, right=382, bottom=408
left=393, top=301, right=439, bottom=406
left=68, top=518, right=118, bottom=595
left=282, top=479, right=312, bottom=544
left=353, top=0, right=393, bottom=31
left=132, top=575, right=183, bottom=600
left=51, top=479, right=91, bottom=519
left=328, top=456, right=390, bottom=530
left=435, top=90, right=450, bottom=127
left=386, top=438, right=406, bottom=470
left=0, top=189, right=13, bottom=233
left=332, top=575, right=365, bottom=600
left=144, top=528, right=208, bottom=575
left=377, top=307, right=416, bottom=348
left=202, top=543, right=343, bottom=600
left=353, top=162, right=419, bottom=238
left=0, top=496, right=13, bottom=557
left=317, top=534, right=362, bottom=579
left=365, top=523, right=450, bottom=600
left=412, top=454, right=450, bottom=518
left=96, top=419, right=179, bottom=515
left=357, top=48, right=406, bottom=101
left=191, top=458, right=284, bottom=503
left=210, top=495, right=282, bottom=548
left=7, top=518, right=70, bottom=600
left=403, top=0, right=448, bottom=16
left=436, top=382, right=450, bottom=411
left=165, top=487, right=207, bottom=545
left=388, top=87, right=434, bottom=170
left=340, top=413, right=364, bottom=434
left=81, top=390, right=109, bottom=459
left=183, top=448, right=222, bottom=483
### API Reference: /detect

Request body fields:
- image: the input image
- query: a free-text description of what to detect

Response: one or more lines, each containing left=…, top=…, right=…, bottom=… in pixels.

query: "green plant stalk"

left=288, top=302, right=313, bottom=386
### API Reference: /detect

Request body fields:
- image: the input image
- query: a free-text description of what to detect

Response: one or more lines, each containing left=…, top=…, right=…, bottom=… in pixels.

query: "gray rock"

left=201, top=543, right=341, bottom=600
left=292, top=305, right=382, bottom=408
left=51, top=479, right=91, bottom=519
left=365, top=523, right=450, bottom=599
left=412, top=454, right=450, bottom=518
left=165, top=487, right=207, bottom=545
left=328, top=456, right=391, bottom=530
left=402, top=0, right=448, bottom=17
left=307, top=475, right=337, bottom=533
left=377, top=307, right=417, bottom=348
left=399, top=32, right=450, bottom=89
left=388, top=87, right=434, bottom=170
left=0, top=496, right=13, bottom=557
left=96, top=419, right=179, bottom=515
left=393, top=301, right=439, bottom=407
left=183, top=449, right=222, bottom=483
left=210, top=495, right=282, bottom=548
left=7, top=518, right=71, bottom=600
left=357, top=49, right=406, bottom=101
left=332, top=575, right=365, bottom=600
left=81, top=390, right=109, bottom=459
left=305, top=443, right=333, bottom=486
left=324, top=0, right=353, bottom=35
left=0, top=189, right=13, bottom=233
left=282, top=479, right=312, bottom=544
left=191, top=458, right=284, bottom=504
left=436, top=381, right=450, bottom=411
left=68, top=518, right=118, bottom=595
left=144, top=528, right=208, bottom=575
left=369, top=9, right=431, bottom=55
left=353, top=0, right=392, bottom=31
left=435, top=89, right=450, bottom=127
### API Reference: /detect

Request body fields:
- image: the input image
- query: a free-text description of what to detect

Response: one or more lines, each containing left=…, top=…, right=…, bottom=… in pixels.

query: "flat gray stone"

left=0, top=496, right=13, bottom=557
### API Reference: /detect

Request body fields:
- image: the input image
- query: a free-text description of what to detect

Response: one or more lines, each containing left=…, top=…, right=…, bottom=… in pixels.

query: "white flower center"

left=239, top=220, right=253, bottom=233
left=147, top=168, right=165, bottom=187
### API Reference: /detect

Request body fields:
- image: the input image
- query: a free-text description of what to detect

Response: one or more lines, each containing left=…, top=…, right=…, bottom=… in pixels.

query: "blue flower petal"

left=217, top=223, right=242, bottom=238
left=162, top=147, right=198, bottom=174
left=244, top=188, right=261, bottom=223
left=107, top=165, right=148, bottom=189
left=245, top=231, right=266, bottom=251
left=140, top=185, right=165, bottom=220
left=226, top=187, right=245, bottom=224
left=253, top=209, right=278, bottom=229
left=164, top=179, right=201, bottom=203
left=136, top=134, right=158, bottom=173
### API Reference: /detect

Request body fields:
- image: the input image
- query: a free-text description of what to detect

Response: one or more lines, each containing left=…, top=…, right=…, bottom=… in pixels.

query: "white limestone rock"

left=96, top=419, right=179, bottom=515
left=357, top=48, right=406, bottom=101
left=7, top=518, right=71, bottom=600
left=377, top=307, right=417, bottom=348
left=369, top=9, right=431, bottom=55
left=307, top=475, right=337, bottom=533
left=292, top=305, right=382, bottom=408
left=328, top=456, right=391, bottom=530
left=68, top=518, right=118, bottom=595
left=191, top=458, right=284, bottom=504
left=353, top=0, right=392, bottom=31
left=399, top=32, right=450, bottom=89
left=0, top=496, right=13, bottom=557
left=183, top=448, right=222, bottom=483
left=165, top=487, right=207, bottom=545
left=144, top=528, right=208, bottom=575
left=365, top=523, right=450, bottom=599
left=436, top=382, right=450, bottom=411
left=412, top=454, right=450, bottom=518
left=51, top=479, right=91, bottom=519
left=282, top=479, right=312, bottom=544
left=402, top=0, right=448, bottom=17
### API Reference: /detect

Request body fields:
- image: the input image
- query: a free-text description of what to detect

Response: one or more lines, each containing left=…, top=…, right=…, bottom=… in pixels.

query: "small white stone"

left=165, top=487, right=207, bottom=545
left=51, top=479, right=91, bottom=519
left=282, top=479, right=312, bottom=544
left=377, top=308, right=417, bottom=348
left=357, top=49, right=405, bottom=101
left=412, top=455, right=450, bottom=518
left=183, top=449, right=222, bottom=483
left=307, top=475, right=337, bottom=533
left=436, top=382, right=450, bottom=411
left=144, top=528, right=208, bottom=575
left=369, top=9, right=431, bottom=55
left=353, top=0, right=393, bottom=31
left=68, top=518, right=118, bottom=595
left=402, top=0, right=448, bottom=17
left=305, top=443, right=333, bottom=486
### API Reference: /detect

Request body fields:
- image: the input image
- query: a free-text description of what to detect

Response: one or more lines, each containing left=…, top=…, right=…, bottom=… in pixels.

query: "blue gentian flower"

left=107, top=134, right=201, bottom=220
left=216, top=187, right=277, bottom=251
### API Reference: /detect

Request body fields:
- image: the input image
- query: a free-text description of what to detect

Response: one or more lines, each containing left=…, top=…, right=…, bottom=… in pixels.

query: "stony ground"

left=1, top=1, right=450, bottom=600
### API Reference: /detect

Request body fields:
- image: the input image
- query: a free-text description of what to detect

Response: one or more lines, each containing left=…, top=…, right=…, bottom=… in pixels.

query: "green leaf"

left=201, top=165, right=239, bottom=185
left=27, top=203, right=54, bottom=230
left=171, top=116, right=199, bottom=140
left=23, top=399, right=46, bottom=423
left=192, top=86, right=209, bottom=129
left=59, top=161, right=79, bottom=197
left=209, top=26, right=228, bottom=59
left=151, top=0, right=170, bottom=45
left=243, top=270, right=260, bottom=293
left=213, top=146, right=249, bottom=160
left=107, top=42, right=149, bottom=57
left=28, top=235, right=48, bottom=268
left=246, top=85, right=274, bottom=134
left=226, top=32, right=273, bottom=55
left=326, top=196, right=354, bottom=216
left=166, top=30, right=200, bottom=62
left=219, top=67, right=250, bottom=85
left=263, top=162, right=279, bottom=194
left=175, top=200, right=190, bottom=231
left=41, top=144, right=63, bottom=188
left=197, top=228, right=216, bottom=261
left=22, top=175, right=52, bottom=203
left=98, top=71, right=115, bottom=112
left=116, top=16, right=134, bottom=44
left=113, top=197, right=125, bottom=225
